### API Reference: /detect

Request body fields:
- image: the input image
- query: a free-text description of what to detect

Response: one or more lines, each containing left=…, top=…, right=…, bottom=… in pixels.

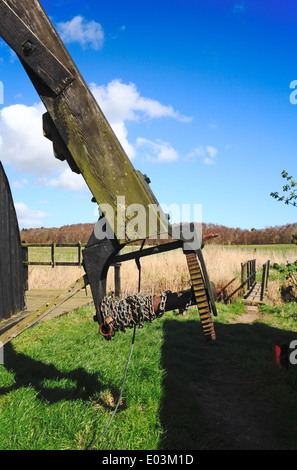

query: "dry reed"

left=28, top=245, right=297, bottom=305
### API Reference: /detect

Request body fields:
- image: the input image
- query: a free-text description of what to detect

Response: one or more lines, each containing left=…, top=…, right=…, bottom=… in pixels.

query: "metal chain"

left=100, top=292, right=168, bottom=333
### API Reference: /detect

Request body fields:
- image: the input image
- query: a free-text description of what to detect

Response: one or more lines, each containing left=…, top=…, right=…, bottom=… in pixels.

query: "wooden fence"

left=21, top=243, right=122, bottom=297
left=260, top=260, right=270, bottom=301
left=241, top=259, right=257, bottom=298
left=220, top=259, right=270, bottom=304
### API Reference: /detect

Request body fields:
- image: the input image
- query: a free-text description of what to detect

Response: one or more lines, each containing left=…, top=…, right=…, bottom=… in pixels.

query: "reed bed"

left=28, top=244, right=297, bottom=305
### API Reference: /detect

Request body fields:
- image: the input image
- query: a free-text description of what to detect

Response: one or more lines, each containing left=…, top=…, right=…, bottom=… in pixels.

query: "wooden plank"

left=22, top=243, right=86, bottom=248
left=0, top=276, right=88, bottom=347
left=24, top=288, right=93, bottom=317
left=23, top=262, right=86, bottom=267
left=243, top=282, right=264, bottom=306
left=0, top=288, right=93, bottom=334
left=26, top=288, right=92, bottom=298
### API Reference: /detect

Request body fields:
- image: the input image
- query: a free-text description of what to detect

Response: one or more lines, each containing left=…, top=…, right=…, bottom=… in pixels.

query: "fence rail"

left=223, top=259, right=270, bottom=304
left=260, top=260, right=270, bottom=301
left=19, top=244, right=272, bottom=314
left=241, top=259, right=257, bottom=298
left=224, top=259, right=257, bottom=303
left=22, top=242, right=85, bottom=268
left=21, top=243, right=122, bottom=297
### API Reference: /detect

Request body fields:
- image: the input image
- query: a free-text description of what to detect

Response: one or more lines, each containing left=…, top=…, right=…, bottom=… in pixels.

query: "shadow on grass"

left=0, top=342, right=120, bottom=407
left=159, top=317, right=297, bottom=450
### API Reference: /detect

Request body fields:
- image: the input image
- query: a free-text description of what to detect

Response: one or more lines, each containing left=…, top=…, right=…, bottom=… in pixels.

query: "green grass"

left=28, top=246, right=81, bottom=264
left=229, top=244, right=296, bottom=252
left=259, top=302, right=297, bottom=330
left=0, top=306, right=166, bottom=450
left=1, top=301, right=297, bottom=450
left=27, top=244, right=140, bottom=264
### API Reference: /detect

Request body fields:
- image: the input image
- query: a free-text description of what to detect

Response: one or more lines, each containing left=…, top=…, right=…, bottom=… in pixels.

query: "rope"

left=87, top=324, right=137, bottom=450
left=87, top=249, right=143, bottom=450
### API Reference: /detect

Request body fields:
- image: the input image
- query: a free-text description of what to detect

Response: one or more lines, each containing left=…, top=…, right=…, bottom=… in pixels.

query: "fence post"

left=261, top=264, right=265, bottom=301
left=246, top=262, right=249, bottom=290
left=254, top=260, right=257, bottom=285
left=51, top=243, right=56, bottom=268
left=22, top=245, right=29, bottom=291
left=114, top=263, right=121, bottom=297
left=241, top=262, right=244, bottom=296
left=266, top=260, right=270, bottom=291
left=241, top=262, right=247, bottom=297
left=260, top=260, right=270, bottom=301
left=78, top=242, right=82, bottom=267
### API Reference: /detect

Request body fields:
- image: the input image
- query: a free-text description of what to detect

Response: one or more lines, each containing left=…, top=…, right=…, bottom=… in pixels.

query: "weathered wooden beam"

left=0, top=275, right=88, bottom=347
left=0, top=1, right=74, bottom=95
left=21, top=243, right=87, bottom=248
left=23, top=261, right=84, bottom=267
left=0, top=0, right=169, bottom=243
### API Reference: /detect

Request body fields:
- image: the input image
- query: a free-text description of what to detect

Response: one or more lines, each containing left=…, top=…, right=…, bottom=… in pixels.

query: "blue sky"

left=0, top=0, right=297, bottom=231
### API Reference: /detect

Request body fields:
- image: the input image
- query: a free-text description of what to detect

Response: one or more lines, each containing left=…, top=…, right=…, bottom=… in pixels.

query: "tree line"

left=20, top=222, right=297, bottom=246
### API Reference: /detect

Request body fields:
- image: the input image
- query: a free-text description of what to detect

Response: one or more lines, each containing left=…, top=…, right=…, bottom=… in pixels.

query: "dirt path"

left=230, top=305, right=263, bottom=325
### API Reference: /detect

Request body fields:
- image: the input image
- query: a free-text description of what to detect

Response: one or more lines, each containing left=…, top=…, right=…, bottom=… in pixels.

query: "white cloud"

left=136, top=137, right=179, bottom=163
left=206, top=146, right=218, bottom=159
left=203, top=157, right=215, bottom=165
left=0, top=79, right=190, bottom=197
left=57, top=16, right=104, bottom=50
left=15, top=202, right=51, bottom=229
left=12, top=178, right=28, bottom=189
left=0, top=102, right=61, bottom=175
left=90, top=79, right=191, bottom=159
left=91, top=79, right=191, bottom=123
left=48, top=168, right=89, bottom=192
left=0, top=103, right=90, bottom=192
left=187, top=145, right=205, bottom=158
left=187, top=145, right=218, bottom=164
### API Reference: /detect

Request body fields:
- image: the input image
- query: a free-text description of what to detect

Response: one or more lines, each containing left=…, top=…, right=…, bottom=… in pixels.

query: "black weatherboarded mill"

left=0, top=162, right=25, bottom=321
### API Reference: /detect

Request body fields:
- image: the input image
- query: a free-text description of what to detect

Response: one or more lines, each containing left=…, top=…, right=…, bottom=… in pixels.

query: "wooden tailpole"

left=0, top=276, right=88, bottom=347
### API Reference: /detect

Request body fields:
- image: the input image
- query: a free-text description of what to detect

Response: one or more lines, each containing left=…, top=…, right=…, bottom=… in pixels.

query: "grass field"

left=229, top=244, right=296, bottom=252
left=1, top=243, right=297, bottom=449
left=1, top=299, right=297, bottom=450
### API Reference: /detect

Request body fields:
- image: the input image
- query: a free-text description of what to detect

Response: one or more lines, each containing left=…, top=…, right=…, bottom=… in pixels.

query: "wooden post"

left=241, top=262, right=248, bottom=297
left=22, top=245, right=29, bottom=292
left=266, top=260, right=270, bottom=290
left=253, top=259, right=256, bottom=285
left=78, top=242, right=82, bottom=267
left=260, top=261, right=270, bottom=301
left=261, top=264, right=266, bottom=301
left=51, top=243, right=56, bottom=268
left=241, top=262, right=244, bottom=297
left=114, top=263, right=121, bottom=297
left=247, top=262, right=250, bottom=290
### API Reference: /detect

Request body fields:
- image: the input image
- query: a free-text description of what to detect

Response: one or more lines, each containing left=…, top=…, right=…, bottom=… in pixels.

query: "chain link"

left=100, top=292, right=168, bottom=334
